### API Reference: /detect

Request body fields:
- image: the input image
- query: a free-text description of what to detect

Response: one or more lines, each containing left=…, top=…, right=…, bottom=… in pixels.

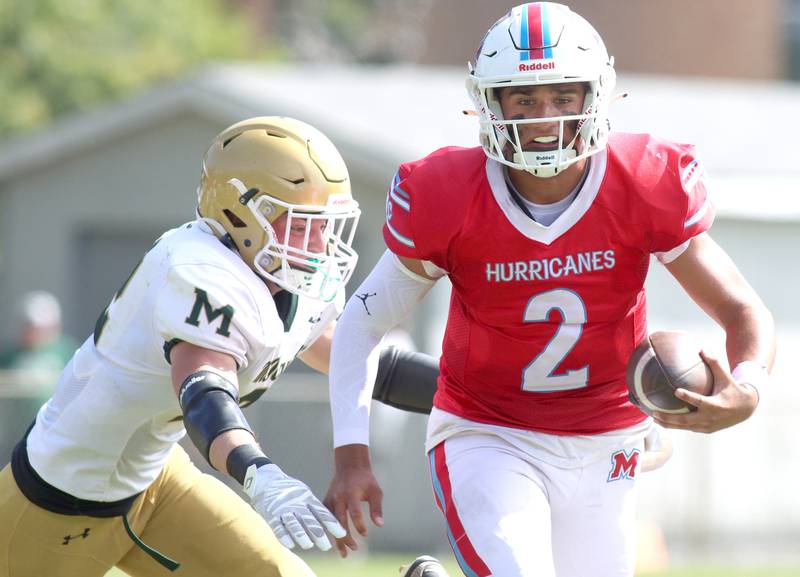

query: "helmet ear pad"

left=248, top=196, right=283, bottom=273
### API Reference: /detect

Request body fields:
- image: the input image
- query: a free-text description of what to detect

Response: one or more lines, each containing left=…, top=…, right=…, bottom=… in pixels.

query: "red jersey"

left=383, top=133, right=714, bottom=435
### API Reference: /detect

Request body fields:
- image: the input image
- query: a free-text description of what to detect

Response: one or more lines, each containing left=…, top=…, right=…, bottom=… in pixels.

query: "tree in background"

left=0, top=0, right=279, bottom=138
left=273, top=0, right=434, bottom=64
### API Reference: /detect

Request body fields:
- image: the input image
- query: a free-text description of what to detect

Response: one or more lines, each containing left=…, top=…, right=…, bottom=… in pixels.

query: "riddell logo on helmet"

left=518, top=61, right=555, bottom=71
left=327, top=195, right=352, bottom=206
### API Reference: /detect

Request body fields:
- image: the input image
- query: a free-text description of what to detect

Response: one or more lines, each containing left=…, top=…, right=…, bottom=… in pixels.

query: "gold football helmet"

left=197, top=116, right=360, bottom=301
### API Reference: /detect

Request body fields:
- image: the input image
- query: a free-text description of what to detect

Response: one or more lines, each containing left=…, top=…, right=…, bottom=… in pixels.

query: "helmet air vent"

left=222, top=133, right=242, bottom=148
left=223, top=209, right=247, bottom=228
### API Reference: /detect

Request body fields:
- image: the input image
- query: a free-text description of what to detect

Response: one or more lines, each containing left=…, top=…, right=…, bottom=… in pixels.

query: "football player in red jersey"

left=324, top=3, right=776, bottom=576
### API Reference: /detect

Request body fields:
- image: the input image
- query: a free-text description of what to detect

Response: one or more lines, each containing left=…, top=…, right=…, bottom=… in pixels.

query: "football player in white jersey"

left=0, top=116, right=448, bottom=577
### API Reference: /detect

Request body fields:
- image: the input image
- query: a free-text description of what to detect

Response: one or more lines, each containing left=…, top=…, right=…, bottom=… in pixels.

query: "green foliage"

left=0, top=0, right=277, bottom=138
left=320, top=0, right=372, bottom=46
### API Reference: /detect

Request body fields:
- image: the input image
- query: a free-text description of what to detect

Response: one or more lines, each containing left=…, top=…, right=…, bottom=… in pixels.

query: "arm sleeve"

left=154, top=264, right=264, bottom=369
left=329, top=251, right=436, bottom=447
left=651, top=149, right=715, bottom=262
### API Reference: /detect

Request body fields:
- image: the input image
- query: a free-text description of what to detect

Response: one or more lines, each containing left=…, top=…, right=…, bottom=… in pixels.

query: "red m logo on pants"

left=608, top=449, right=640, bottom=482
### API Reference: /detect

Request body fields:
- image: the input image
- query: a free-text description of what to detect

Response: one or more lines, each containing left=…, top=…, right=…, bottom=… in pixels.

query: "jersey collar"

left=485, top=148, right=608, bottom=245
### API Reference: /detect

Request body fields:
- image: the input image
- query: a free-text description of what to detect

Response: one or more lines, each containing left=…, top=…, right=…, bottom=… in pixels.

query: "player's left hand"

left=324, top=444, right=384, bottom=558
left=652, top=350, right=758, bottom=433
left=244, top=463, right=346, bottom=551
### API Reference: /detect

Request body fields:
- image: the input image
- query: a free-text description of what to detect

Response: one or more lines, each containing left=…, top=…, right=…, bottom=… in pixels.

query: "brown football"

left=626, top=330, right=714, bottom=416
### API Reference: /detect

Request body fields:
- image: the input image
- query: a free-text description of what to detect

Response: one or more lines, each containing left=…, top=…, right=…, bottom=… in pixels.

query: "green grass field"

left=103, top=554, right=800, bottom=577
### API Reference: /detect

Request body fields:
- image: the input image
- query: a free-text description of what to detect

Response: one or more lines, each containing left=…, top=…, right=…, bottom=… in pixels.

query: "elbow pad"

left=178, top=371, right=253, bottom=462
left=373, top=346, right=439, bottom=414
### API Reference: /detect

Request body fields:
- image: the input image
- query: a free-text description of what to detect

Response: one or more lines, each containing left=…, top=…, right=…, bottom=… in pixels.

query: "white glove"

left=243, top=463, right=346, bottom=551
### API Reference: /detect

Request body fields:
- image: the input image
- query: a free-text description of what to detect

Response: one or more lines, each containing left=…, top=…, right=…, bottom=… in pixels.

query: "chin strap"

left=513, top=148, right=577, bottom=177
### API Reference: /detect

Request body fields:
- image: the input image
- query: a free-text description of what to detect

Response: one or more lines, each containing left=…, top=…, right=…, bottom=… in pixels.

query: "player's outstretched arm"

left=327, top=251, right=440, bottom=557
left=170, top=342, right=345, bottom=551
left=300, top=320, right=439, bottom=414
left=659, top=233, right=776, bottom=433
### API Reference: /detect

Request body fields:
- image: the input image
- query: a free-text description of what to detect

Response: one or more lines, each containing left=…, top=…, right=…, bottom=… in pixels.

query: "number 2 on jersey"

left=522, top=288, right=588, bottom=392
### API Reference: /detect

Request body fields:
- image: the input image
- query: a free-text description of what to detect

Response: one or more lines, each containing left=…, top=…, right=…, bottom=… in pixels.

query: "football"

left=626, top=330, right=714, bottom=416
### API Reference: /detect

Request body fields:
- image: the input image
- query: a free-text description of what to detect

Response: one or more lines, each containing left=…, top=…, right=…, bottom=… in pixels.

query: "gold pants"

left=0, top=445, right=314, bottom=577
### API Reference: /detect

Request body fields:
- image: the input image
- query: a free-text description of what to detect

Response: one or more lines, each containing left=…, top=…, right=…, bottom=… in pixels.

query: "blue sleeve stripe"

left=393, top=185, right=411, bottom=200
left=683, top=164, right=704, bottom=193
left=391, top=172, right=411, bottom=200
left=684, top=197, right=710, bottom=228
left=386, top=219, right=416, bottom=248
left=389, top=190, right=410, bottom=211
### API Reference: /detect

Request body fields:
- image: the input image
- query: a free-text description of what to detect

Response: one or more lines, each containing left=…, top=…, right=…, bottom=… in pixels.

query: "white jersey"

left=26, top=221, right=342, bottom=501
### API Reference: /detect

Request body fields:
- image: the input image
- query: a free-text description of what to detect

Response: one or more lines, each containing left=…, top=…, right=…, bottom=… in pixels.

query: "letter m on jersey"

left=608, top=449, right=640, bottom=482
left=184, top=288, right=234, bottom=337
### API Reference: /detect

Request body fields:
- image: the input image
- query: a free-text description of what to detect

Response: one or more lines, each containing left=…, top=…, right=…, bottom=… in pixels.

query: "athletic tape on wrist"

left=226, top=444, right=272, bottom=485
left=731, top=361, right=769, bottom=404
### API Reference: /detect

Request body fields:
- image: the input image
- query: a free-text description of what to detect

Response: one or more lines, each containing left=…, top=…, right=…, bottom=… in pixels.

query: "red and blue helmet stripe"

left=520, top=2, right=554, bottom=61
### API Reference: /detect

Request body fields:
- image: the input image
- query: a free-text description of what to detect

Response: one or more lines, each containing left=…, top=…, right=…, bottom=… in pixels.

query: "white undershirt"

left=504, top=165, right=586, bottom=227
left=518, top=188, right=579, bottom=226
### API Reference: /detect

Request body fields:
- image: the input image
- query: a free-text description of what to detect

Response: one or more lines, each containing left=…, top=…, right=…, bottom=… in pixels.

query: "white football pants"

left=428, top=432, right=643, bottom=577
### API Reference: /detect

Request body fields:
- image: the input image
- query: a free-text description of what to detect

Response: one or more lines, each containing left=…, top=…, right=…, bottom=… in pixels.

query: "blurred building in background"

left=419, top=0, right=788, bottom=79
left=233, top=0, right=798, bottom=80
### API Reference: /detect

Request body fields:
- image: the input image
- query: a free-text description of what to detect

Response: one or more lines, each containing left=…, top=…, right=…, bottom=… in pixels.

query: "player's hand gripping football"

left=244, top=463, right=346, bottom=551
left=653, top=351, right=759, bottom=434
left=324, top=444, right=384, bottom=558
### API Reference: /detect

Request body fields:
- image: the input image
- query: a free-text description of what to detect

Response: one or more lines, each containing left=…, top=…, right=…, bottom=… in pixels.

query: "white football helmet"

left=466, top=2, right=616, bottom=177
